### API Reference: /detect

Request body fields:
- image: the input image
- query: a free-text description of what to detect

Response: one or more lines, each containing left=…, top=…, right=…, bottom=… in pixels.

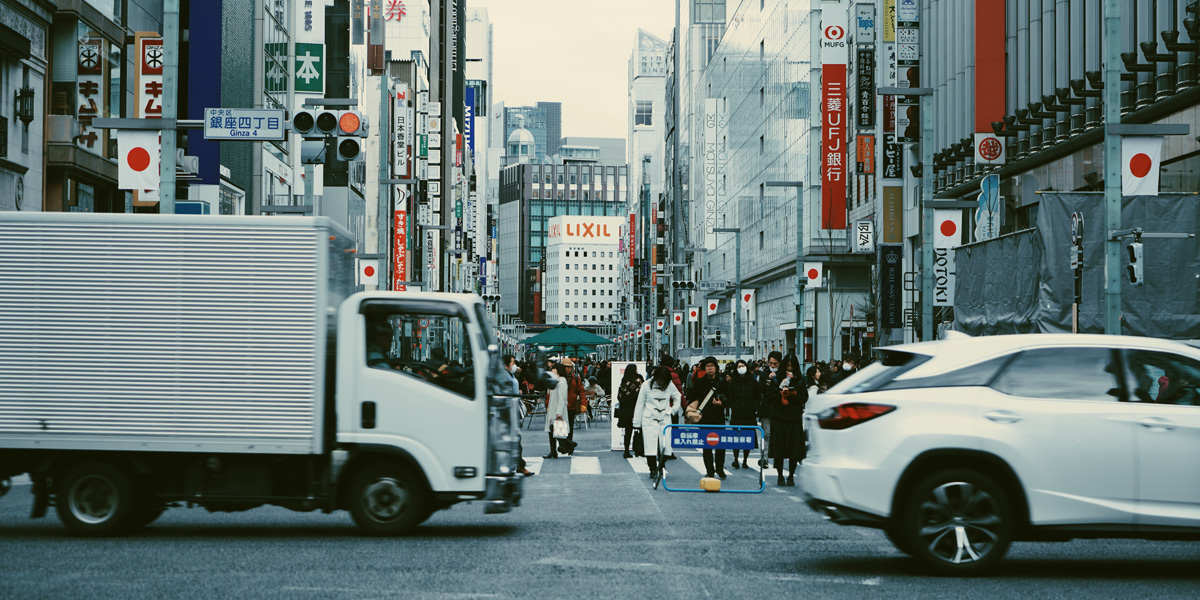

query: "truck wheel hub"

left=69, top=475, right=118, bottom=524
left=363, top=478, right=407, bottom=520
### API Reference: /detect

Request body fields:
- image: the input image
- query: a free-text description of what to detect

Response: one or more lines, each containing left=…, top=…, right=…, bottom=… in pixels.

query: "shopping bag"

left=552, top=417, right=570, bottom=439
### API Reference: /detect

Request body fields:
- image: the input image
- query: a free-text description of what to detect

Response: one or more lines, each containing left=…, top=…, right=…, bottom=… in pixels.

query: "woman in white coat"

left=543, top=363, right=575, bottom=458
left=633, top=366, right=682, bottom=479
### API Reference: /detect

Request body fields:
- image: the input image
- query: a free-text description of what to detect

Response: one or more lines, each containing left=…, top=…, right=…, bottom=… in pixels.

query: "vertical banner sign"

left=394, top=188, right=409, bottom=291
left=883, top=0, right=897, bottom=86
left=878, top=244, right=903, bottom=328
left=882, top=134, right=903, bottom=178
left=895, top=0, right=920, bottom=144
left=76, top=37, right=105, bottom=153
left=854, top=220, right=875, bottom=254
left=394, top=83, right=410, bottom=178
left=821, top=2, right=848, bottom=230
left=882, top=186, right=903, bottom=243
left=351, top=0, right=365, bottom=45
left=702, top=98, right=727, bottom=247
left=856, top=48, right=875, bottom=129
left=629, top=213, right=636, bottom=268
left=856, top=135, right=875, bottom=173
left=464, top=86, right=476, bottom=159
left=132, top=34, right=163, bottom=205
left=856, top=3, right=876, bottom=43
left=933, top=209, right=961, bottom=307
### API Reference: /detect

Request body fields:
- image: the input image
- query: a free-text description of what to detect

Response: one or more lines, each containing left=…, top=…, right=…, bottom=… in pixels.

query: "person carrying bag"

left=543, top=363, right=576, bottom=458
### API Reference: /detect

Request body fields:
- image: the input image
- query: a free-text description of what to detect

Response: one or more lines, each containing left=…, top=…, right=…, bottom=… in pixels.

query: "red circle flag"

left=127, top=147, right=151, bottom=172
left=363, top=265, right=375, bottom=277
left=708, top=301, right=717, bottom=310
left=1129, top=153, right=1152, bottom=178
left=940, top=220, right=957, bottom=237
left=807, top=268, right=819, bottom=280
left=690, top=310, right=697, bottom=317
left=743, top=293, right=751, bottom=302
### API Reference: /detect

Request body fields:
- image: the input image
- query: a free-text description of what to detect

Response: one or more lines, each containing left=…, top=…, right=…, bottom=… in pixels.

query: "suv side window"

left=1124, top=350, right=1200, bottom=406
left=881, top=354, right=1013, bottom=391
left=991, top=347, right=1120, bottom=402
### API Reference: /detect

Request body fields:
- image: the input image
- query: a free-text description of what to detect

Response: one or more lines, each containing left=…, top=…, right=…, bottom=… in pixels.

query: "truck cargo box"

left=0, top=213, right=356, bottom=455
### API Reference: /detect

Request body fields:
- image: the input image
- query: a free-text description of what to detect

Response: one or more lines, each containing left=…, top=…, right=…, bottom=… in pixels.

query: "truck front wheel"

left=348, top=463, right=430, bottom=536
left=55, top=462, right=136, bottom=537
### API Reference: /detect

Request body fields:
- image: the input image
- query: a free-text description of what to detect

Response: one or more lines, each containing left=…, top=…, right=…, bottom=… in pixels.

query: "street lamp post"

left=766, top=181, right=806, bottom=356
left=713, top=227, right=741, bottom=361
left=878, top=86, right=934, bottom=341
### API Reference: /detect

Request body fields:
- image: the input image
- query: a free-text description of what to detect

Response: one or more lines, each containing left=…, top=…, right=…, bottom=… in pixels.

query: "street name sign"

left=698, top=280, right=727, bottom=291
left=203, top=108, right=286, bottom=141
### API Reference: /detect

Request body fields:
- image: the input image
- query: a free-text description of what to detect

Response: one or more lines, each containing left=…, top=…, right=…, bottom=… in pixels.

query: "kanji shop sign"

left=139, top=38, right=164, bottom=119
left=76, top=38, right=105, bottom=152
left=203, top=109, right=286, bottom=141
left=295, top=43, right=324, bottom=93
left=821, top=64, right=847, bottom=230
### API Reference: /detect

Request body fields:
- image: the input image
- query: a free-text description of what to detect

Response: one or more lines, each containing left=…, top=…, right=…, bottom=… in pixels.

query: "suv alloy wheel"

left=898, top=468, right=1014, bottom=575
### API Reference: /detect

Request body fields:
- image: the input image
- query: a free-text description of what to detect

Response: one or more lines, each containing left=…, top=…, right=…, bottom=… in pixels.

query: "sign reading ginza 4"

left=203, top=109, right=286, bottom=141
left=821, top=1, right=848, bottom=230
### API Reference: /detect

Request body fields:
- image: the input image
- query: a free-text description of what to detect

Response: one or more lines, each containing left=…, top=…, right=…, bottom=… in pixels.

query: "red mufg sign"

left=628, top=213, right=636, bottom=268
left=822, top=64, right=847, bottom=230
left=393, top=209, right=408, bottom=291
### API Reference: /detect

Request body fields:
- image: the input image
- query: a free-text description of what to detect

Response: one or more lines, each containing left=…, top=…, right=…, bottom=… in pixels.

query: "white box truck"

left=0, top=213, right=522, bottom=536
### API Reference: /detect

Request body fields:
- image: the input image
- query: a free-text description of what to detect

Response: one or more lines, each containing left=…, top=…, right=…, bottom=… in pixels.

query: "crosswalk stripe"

left=524, top=457, right=544, bottom=474
left=681, top=456, right=709, bottom=475
left=570, top=456, right=601, bottom=474
left=626, top=457, right=650, bottom=474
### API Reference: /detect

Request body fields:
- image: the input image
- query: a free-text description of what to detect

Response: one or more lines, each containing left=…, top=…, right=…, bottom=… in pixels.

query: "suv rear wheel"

left=897, top=468, right=1013, bottom=575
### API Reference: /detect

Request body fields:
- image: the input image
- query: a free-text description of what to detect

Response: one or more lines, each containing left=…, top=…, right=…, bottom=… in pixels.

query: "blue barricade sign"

left=671, top=426, right=758, bottom=450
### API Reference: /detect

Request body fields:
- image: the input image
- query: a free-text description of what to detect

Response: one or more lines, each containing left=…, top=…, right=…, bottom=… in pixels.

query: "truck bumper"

left=483, top=474, right=523, bottom=514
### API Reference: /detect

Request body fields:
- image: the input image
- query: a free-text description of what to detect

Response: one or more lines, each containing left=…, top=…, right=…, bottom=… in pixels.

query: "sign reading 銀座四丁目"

left=203, top=108, right=287, bottom=141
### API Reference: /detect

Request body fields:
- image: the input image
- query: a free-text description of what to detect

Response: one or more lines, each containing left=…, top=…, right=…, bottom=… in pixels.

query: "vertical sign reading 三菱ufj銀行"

left=820, top=1, right=848, bottom=230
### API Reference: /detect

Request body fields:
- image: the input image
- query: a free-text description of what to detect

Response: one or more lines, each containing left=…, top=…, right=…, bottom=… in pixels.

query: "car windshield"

left=827, top=350, right=931, bottom=394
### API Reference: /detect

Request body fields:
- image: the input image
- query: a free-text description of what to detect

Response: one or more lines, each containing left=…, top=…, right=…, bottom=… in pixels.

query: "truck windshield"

left=364, top=308, right=476, bottom=399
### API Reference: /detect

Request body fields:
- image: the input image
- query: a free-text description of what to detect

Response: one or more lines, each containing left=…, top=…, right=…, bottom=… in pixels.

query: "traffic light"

left=335, top=110, right=367, bottom=161
left=715, top=329, right=722, bottom=346
left=671, top=281, right=697, bottom=290
left=292, top=109, right=340, bottom=138
left=481, top=294, right=501, bottom=303
left=1126, top=242, right=1144, bottom=287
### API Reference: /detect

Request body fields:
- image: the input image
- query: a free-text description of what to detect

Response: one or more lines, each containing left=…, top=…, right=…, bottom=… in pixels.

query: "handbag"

left=552, top=417, right=570, bottom=439
left=632, top=428, right=644, bottom=457
left=685, top=388, right=715, bottom=424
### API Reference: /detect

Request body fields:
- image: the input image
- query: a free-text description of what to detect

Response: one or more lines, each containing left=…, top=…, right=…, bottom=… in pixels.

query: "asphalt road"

left=3, top=424, right=1199, bottom=599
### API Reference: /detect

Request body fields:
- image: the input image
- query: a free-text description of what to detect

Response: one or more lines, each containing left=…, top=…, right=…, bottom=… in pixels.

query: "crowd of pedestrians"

left=504, top=351, right=865, bottom=487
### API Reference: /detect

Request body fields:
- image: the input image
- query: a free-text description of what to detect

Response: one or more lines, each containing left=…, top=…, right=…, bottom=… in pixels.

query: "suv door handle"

left=984, top=410, right=1023, bottom=424
left=1138, top=417, right=1175, bottom=432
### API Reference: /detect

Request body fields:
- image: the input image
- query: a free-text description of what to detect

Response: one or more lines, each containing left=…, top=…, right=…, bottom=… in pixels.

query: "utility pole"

left=160, top=0, right=180, bottom=213
left=714, top=227, right=741, bottom=361
left=1102, top=0, right=1122, bottom=334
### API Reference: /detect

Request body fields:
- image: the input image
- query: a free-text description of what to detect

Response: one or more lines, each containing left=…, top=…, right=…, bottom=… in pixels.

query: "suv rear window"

left=827, top=350, right=931, bottom=394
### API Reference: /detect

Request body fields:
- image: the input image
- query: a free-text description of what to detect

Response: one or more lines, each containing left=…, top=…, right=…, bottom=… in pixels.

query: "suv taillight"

left=816, top=403, right=896, bottom=430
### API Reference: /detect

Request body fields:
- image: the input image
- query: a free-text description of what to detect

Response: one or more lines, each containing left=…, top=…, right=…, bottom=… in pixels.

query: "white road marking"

left=627, top=457, right=651, bottom=474
left=569, top=456, right=601, bottom=474
left=283, top=588, right=501, bottom=598
left=523, top=457, right=543, bottom=474
left=788, top=496, right=802, bottom=502
left=680, top=456, right=709, bottom=475
left=535, top=557, right=883, bottom=586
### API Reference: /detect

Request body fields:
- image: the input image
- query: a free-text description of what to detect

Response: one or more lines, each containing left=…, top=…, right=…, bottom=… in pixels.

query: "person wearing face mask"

left=768, top=354, right=808, bottom=486
left=756, top=351, right=784, bottom=468
left=633, top=366, right=683, bottom=480
left=725, top=359, right=760, bottom=469
left=543, top=363, right=576, bottom=458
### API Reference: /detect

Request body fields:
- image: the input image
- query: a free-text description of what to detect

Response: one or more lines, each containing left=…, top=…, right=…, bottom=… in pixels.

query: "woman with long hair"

left=632, top=366, right=682, bottom=480
left=768, top=354, right=808, bottom=486
left=725, top=359, right=760, bottom=469
left=615, top=364, right=645, bottom=458
left=543, top=363, right=576, bottom=458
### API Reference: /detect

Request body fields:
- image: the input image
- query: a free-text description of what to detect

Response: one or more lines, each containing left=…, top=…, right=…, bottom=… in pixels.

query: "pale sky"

left=470, top=0, right=676, bottom=138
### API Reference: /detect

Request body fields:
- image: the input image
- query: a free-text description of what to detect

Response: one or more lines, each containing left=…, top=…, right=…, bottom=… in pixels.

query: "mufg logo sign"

left=822, top=24, right=847, bottom=50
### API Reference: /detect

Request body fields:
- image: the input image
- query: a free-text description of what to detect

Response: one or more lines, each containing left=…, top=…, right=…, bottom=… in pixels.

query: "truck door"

left=353, top=300, right=488, bottom=494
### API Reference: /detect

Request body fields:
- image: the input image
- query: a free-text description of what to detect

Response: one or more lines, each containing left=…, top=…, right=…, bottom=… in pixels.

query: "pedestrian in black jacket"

left=767, top=354, right=808, bottom=487
left=686, top=356, right=728, bottom=479
left=725, top=359, right=760, bottom=469
left=615, top=364, right=644, bottom=458
left=756, top=351, right=784, bottom=467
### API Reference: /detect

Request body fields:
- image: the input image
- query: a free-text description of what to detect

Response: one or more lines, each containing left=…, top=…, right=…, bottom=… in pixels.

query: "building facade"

left=503, top=101, right=561, bottom=163
left=544, top=215, right=624, bottom=326
left=0, top=0, right=52, bottom=212
left=498, top=161, right=628, bottom=325
left=561, top=135, right=625, bottom=165
left=628, top=28, right=668, bottom=209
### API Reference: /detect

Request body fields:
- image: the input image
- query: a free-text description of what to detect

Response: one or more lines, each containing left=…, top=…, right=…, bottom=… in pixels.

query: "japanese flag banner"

left=1122, top=136, right=1164, bottom=196
left=706, top=299, right=719, bottom=315
left=673, top=312, right=684, bottom=325
left=656, top=318, right=666, bottom=330
left=359, top=258, right=379, bottom=285
left=688, top=307, right=700, bottom=323
left=644, top=324, right=652, bottom=334
left=741, top=289, right=755, bottom=307
left=118, top=130, right=159, bottom=191
left=804, top=262, right=824, bottom=288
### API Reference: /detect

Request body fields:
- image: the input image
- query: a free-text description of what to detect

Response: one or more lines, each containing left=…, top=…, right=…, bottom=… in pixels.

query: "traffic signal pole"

left=160, top=0, right=179, bottom=213
left=1102, top=0, right=1122, bottom=334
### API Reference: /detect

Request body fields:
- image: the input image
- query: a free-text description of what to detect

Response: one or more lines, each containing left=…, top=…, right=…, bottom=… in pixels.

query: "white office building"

left=544, top=215, right=625, bottom=326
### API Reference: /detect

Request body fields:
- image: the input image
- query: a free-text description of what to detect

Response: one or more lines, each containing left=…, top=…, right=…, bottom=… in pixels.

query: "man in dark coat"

left=756, top=351, right=784, bottom=467
left=687, top=356, right=728, bottom=479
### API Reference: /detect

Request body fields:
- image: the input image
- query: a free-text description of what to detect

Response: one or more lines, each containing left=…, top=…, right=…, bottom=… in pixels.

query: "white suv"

left=799, top=334, right=1200, bottom=575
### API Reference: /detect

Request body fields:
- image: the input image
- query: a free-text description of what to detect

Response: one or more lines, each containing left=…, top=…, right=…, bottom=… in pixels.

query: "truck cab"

left=334, top=292, right=523, bottom=532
